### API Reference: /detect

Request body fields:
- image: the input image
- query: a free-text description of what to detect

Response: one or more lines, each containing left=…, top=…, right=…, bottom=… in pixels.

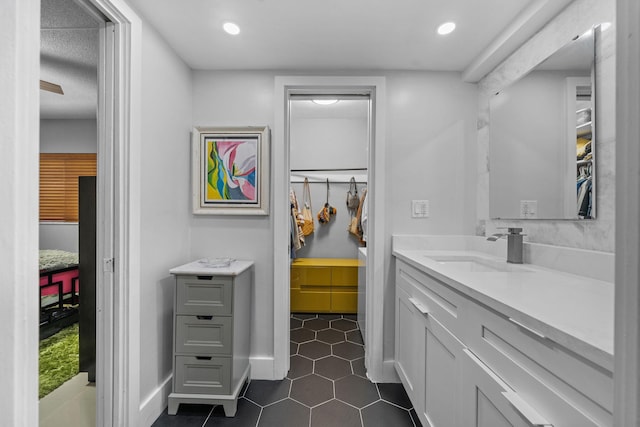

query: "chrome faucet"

left=487, top=227, right=524, bottom=264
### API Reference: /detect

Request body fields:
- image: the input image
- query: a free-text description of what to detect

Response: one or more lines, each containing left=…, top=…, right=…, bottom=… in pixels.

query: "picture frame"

left=192, top=126, right=270, bottom=215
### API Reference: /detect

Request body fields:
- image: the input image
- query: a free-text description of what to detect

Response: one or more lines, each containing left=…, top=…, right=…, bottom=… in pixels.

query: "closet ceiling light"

left=223, top=22, right=240, bottom=35
left=437, top=22, right=456, bottom=35
left=312, top=99, right=339, bottom=105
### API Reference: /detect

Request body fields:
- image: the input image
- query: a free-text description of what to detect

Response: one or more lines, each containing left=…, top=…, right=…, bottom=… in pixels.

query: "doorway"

left=39, top=0, right=102, bottom=424
left=273, top=76, right=389, bottom=382
left=288, top=95, right=369, bottom=360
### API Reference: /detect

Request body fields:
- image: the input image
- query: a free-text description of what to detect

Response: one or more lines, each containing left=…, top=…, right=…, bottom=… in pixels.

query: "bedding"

left=39, top=250, right=79, bottom=309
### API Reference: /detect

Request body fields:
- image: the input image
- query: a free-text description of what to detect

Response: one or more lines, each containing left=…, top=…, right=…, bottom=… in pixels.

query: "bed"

left=39, top=249, right=80, bottom=311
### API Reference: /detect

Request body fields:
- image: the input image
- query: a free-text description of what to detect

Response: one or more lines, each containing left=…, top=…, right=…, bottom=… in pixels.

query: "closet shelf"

left=290, top=168, right=368, bottom=184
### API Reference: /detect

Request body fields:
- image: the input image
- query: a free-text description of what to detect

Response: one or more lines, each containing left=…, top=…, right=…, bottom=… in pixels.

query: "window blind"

left=40, top=153, right=97, bottom=222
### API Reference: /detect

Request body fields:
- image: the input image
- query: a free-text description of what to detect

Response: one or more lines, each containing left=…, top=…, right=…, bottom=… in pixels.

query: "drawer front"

left=176, top=276, right=232, bottom=315
left=291, top=288, right=331, bottom=312
left=331, top=266, right=358, bottom=287
left=396, top=261, right=462, bottom=335
left=175, top=315, right=232, bottom=355
left=465, top=303, right=612, bottom=426
left=290, top=266, right=332, bottom=288
left=330, top=289, right=357, bottom=313
left=174, top=355, right=231, bottom=395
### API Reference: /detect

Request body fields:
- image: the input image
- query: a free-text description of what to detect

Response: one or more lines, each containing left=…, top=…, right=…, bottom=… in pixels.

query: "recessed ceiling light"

left=312, top=99, right=339, bottom=105
left=223, top=22, right=240, bottom=35
left=437, top=22, right=456, bottom=36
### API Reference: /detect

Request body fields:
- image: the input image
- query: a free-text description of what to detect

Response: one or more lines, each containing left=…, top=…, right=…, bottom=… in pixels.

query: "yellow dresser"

left=290, top=258, right=361, bottom=313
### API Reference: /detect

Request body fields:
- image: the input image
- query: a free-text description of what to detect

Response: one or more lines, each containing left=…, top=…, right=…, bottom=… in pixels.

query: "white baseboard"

left=380, top=359, right=400, bottom=383
left=250, top=356, right=277, bottom=380
left=136, top=356, right=276, bottom=426
left=138, top=375, right=172, bottom=427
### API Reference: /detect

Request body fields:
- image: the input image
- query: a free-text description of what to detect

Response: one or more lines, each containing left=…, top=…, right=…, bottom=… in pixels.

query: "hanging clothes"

left=360, top=189, right=368, bottom=244
left=290, top=188, right=305, bottom=254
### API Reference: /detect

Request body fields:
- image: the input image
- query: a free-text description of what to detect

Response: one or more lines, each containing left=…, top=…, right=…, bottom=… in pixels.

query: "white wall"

left=192, top=70, right=478, bottom=372
left=136, top=22, right=193, bottom=424
left=384, top=71, right=478, bottom=361
left=478, top=0, right=616, bottom=252
left=39, top=118, right=97, bottom=252
left=191, top=70, right=277, bottom=362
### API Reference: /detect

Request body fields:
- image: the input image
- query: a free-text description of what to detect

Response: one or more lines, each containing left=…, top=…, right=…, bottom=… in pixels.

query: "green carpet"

left=39, top=323, right=79, bottom=399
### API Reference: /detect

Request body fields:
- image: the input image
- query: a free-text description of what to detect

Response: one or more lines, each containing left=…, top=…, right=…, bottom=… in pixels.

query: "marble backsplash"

left=476, top=0, right=616, bottom=253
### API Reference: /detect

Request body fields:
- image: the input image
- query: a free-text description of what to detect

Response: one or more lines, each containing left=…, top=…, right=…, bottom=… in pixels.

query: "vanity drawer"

left=176, top=276, right=232, bottom=315
left=174, top=355, right=231, bottom=395
left=396, top=261, right=463, bottom=335
left=175, top=315, right=232, bottom=355
left=465, top=302, right=613, bottom=426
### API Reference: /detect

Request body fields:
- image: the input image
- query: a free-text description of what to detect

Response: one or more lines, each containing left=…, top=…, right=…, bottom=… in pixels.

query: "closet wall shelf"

left=290, top=168, right=368, bottom=184
left=577, top=159, right=593, bottom=166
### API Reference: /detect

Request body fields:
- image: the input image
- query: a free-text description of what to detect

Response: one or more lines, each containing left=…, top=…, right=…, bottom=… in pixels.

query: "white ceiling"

left=41, top=0, right=577, bottom=118
left=40, top=0, right=100, bottom=119
left=126, top=0, right=541, bottom=71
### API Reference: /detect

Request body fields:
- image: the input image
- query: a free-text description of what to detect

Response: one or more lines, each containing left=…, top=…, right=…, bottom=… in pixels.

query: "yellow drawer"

left=290, top=258, right=359, bottom=313
left=332, top=266, right=358, bottom=287
left=291, top=288, right=331, bottom=312
left=290, top=266, right=331, bottom=289
left=331, top=290, right=357, bottom=314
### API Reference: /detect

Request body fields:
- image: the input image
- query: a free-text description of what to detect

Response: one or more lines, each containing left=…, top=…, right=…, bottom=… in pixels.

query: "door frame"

left=89, top=0, right=142, bottom=425
left=273, top=76, right=388, bottom=381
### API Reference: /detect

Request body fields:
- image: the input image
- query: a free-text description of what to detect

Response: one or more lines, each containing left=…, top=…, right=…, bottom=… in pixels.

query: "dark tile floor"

left=153, top=313, right=420, bottom=427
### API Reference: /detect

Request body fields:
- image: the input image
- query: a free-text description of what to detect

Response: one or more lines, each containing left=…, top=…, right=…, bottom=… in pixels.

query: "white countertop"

left=393, top=248, right=614, bottom=370
left=169, top=259, right=254, bottom=276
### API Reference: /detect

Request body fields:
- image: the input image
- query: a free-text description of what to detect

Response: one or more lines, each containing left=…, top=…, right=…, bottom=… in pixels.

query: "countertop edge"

left=393, top=249, right=614, bottom=372
left=169, top=260, right=254, bottom=276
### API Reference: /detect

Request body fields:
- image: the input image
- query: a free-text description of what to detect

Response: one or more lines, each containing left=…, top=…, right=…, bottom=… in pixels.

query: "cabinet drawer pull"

left=408, top=297, right=429, bottom=315
left=196, top=275, right=213, bottom=280
left=501, top=391, right=553, bottom=426
left=195, top=356, right=212, bottom=361
left=508, top=317, right=546, bottom=339
left=196, top=315, right=213, bottom=320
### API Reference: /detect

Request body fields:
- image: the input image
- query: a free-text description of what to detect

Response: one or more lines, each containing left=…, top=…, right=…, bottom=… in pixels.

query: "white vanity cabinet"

left=394, top=258, right=613, bottom=427
left=168, top=260, right=253, bottom=417
left=395, top=261, right=465, bottom=427
left=461, top=348, right=537, bottom=427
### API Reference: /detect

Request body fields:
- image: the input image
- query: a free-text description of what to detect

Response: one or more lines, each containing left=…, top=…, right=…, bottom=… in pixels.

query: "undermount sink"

left=425, top=255, right=532, bottom=273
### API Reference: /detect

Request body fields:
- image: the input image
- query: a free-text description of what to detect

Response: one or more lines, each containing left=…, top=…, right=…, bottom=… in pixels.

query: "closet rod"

left=290, top=168, right=367, bottom=172
left=292, top=180, right=368, bottom=184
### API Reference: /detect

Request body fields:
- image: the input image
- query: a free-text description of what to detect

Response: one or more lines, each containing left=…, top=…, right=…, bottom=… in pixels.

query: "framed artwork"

left=192, top=126, right=270, bottom=215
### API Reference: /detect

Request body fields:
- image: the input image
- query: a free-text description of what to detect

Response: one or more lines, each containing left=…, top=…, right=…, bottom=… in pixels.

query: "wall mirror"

left=489, top=26, right=598, bottom=220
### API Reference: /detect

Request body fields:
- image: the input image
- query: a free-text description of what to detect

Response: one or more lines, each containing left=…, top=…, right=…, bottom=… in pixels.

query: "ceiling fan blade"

left=40, top=80, right=64, bottom=95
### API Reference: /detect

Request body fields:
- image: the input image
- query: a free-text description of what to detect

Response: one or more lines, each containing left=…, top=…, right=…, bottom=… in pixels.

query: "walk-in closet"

left=288, top=96, right=370, bottom=369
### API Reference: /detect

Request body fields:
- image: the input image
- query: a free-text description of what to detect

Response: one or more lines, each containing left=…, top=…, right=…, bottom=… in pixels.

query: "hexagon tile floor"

left=152, top=313, right=421, bottom=427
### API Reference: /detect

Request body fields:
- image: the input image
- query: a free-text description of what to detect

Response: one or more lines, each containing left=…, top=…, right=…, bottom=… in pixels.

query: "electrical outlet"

left=412, top=200, right=429, bottom=218
left=520, top=200, right=538, bottom=219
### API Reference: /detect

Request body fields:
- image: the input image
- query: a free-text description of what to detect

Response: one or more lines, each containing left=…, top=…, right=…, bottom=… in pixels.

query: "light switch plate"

left=412, top=200, right=429, bottom=218
left=520, top=200, right=538, bottom=219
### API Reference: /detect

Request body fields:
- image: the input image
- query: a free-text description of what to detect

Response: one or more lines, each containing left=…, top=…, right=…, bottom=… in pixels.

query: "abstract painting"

left=192, top=126, right=270, bottom=215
